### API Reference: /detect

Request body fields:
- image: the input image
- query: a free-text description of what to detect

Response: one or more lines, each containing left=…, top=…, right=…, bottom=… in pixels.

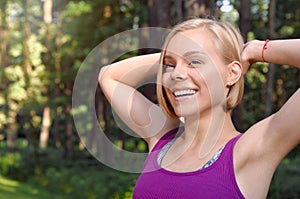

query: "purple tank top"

left=133, top=128, right=245, bottom=199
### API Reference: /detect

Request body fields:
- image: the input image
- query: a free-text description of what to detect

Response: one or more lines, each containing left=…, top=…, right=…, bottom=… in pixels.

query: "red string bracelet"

left=262, top=39, right=270, bottom=62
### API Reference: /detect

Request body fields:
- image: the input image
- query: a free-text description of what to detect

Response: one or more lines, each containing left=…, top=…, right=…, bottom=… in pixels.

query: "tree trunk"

left=139, top=0, right=172, bottom=103
left=32, top=128, right=41, bottom=175
left=174, top=0, right=219, bottom=22
left=64, top=102, right=73, bottom=157
left=174, top=0, right=185, bottom=24
left=22, top=0, right=33, bottom=92
left=0, top=2, right=10, bottom=141
left=39, top=0, right=53, bottom=150
left=39, top=106, right=51, bottom=149
left=52, top=28, right=63, bottom=148
left=43, top=0, right=53, bottom=24
left=103, top=97, right=112, bottom=133
left=265, top=0, right=276, bottom=117
left=52, top=107, right=61, bottom=148
left=97, top=90, right=105, bottom=130
left=7, top=118, right=17, bottom=152
left=238, top=0, right=251, bottom=40
left=88, top=87, right=101, bottom=152
left=148, top=0, right=171, bottom=28
left=0, top=24, right=9, bottom=72
left=186, top=0, right=219, bottom=18
left=232, top=0, right=251, bottom=132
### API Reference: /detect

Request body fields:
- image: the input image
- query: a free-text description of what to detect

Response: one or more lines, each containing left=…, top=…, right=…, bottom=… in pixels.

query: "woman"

left=99, top=18, right=300, bottom=198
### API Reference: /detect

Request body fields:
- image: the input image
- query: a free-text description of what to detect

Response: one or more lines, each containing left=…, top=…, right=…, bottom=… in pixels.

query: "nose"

left=171, top=65, right=187, bottom=81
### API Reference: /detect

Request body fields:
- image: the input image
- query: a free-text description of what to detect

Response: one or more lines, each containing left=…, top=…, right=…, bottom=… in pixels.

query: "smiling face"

left=161, top=28, right=228, bottom=118
left=157, top=19, right=244, bottom=119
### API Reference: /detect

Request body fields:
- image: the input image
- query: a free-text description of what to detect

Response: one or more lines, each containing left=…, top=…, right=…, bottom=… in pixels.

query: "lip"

left=170, top=88, right=198, bottom=101
left=172, top=87, right=198, bottom=94
left=173, top=89, right=196, bottom=97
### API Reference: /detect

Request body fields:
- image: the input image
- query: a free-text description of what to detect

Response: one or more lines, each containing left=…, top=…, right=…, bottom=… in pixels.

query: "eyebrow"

left=164, top=50, right=207, bottom=59
left=183, top=50, right=207, bottom=57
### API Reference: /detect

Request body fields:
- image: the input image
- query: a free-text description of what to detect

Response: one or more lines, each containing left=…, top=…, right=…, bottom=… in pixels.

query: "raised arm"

left=99, top=53, right=160, bottom=89
left=99, top=53, right=179, bottom=148
left=241, top=39, right=300, bottom=71
left=234, top=39, right=300, bottom=198
left=241, top=39, right=300, bottom=151
left=241, top=39, right=300, bottom=155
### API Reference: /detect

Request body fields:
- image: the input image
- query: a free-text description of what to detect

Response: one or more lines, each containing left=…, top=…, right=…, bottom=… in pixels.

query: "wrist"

left=261, top=39, right=270, bottom=62
left=255, top=40, right=267, bottom=62
left=242, top=40, right=262, bottom=64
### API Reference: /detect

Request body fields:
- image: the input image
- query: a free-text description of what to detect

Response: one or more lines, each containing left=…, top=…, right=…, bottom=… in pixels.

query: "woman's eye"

left=163, top=63, right=175, bottom=68
left=189, top=59, right=203, bottom=67
left=163, top=64, right=175, bottom=71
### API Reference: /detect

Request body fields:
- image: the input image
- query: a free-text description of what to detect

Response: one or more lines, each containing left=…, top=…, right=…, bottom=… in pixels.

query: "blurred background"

left=0, top=0, right=299, bottom=198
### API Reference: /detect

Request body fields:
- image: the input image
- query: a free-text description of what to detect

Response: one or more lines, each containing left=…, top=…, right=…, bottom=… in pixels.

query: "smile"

left=173, top=89, right=196, bottom=97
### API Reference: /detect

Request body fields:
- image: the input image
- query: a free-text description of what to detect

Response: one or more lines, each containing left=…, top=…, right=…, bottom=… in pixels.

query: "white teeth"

left=174, top=89, right=196, bottom=97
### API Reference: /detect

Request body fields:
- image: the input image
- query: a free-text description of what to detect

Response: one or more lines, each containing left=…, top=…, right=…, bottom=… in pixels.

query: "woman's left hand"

left=240, top=40, right=264, bottom=75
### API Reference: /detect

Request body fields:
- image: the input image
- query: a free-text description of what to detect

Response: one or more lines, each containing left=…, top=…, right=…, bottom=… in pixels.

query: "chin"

left=173, top=104, right=212, bottom=119
left=174, top=109, right=199, bottom=118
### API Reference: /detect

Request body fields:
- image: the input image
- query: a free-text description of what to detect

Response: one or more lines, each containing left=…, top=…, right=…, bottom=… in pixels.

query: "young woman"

left=99, top=18, right=300, bottom=199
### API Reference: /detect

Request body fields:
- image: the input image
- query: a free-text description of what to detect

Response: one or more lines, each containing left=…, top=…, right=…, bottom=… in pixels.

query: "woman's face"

left=162, top=28, right=229, bottom=118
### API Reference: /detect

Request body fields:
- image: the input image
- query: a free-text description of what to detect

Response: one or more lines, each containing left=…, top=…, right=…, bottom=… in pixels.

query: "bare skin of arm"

left=99, top=53, right=179, bottom=149
left=235, top=39, right=300, bottom=199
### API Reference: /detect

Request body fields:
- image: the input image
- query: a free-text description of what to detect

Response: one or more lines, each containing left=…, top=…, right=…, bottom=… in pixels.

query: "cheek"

left=162, top=73, right=171, bottom=88
left=193, top=68, right=226, bottom=104
left=162, top=74, right=173, bottom=98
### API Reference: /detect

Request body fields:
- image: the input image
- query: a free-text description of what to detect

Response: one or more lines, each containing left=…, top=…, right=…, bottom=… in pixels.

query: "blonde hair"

left=157, top=18, right=245, bottom=118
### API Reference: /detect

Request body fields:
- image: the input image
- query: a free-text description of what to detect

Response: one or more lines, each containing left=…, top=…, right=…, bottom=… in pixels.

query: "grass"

left=0, top=174, right=65, bottom=199
left=0, top=139, right=138, bottom=199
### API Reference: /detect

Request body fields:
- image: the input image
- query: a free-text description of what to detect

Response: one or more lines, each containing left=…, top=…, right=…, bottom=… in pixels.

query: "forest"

left=0, top=0, right=299, bottom=198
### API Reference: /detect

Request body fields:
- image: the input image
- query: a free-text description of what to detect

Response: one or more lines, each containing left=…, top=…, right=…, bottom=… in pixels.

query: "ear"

left=226, top=61, right=242, bottom=87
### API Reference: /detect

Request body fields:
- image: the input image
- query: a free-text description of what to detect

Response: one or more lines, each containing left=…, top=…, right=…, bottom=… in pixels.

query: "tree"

left=265, top=0, right=276, bottom=117
left=148, top=0, right=171, bottom=28
left=186, top=0, right=219, bottom=18
left=138, top=0, right=172, bottom=104
left=232, top=0, right=251, bottom=132
left=0, top=1, right=10, bottom=141
left=39, top=0, right=53, bottom=149
left=0, top=0, right=47, bottom=173
left=174, top=0, right=219, bottom=23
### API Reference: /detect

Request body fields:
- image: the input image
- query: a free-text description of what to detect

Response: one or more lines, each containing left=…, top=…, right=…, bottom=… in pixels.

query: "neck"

left=181, top=106, right=238, bottom=158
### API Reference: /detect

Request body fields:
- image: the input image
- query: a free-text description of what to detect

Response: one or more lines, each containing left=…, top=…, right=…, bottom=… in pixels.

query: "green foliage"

left=62, top=1, right=93, bottom=18
left=243, top=62, right=268, bottom=126
left=0, top=139, right=30, bottom=180
left=35, top=166, right=137, bottom=199
left=0, top=141, right=138, bottom=199
left=268, top=157, right=300, bottom=199
left=0, top=0, right=48, bottom=134
left=0, top=152, right=22, bottom=175
left=7, top=82, right=27, bottom=101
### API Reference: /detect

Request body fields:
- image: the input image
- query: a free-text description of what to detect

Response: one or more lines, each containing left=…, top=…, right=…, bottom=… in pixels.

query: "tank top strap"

left=143, top=127, right=181, bottom=173
left=223, top=133, right=243, bottom=156
left=219, top=133, right=243, bottom=172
